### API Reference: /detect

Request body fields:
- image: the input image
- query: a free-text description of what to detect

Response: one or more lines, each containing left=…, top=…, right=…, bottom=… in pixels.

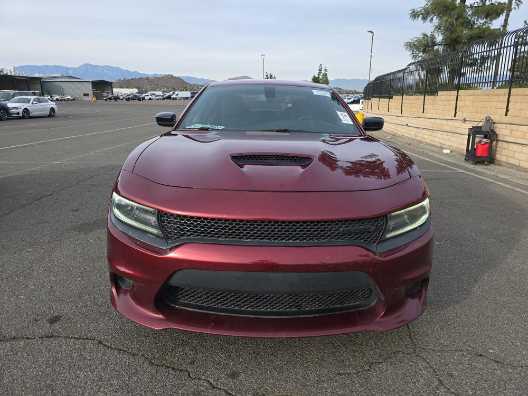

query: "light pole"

left=367, top=30, right=374, bottom=81
left=261, top=54, right=265, bottom=79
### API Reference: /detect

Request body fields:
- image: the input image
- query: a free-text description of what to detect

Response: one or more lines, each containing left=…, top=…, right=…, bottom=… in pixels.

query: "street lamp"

left=261, top=54, right=265, bottom=79
left=367, top=30, right=374, bottom=81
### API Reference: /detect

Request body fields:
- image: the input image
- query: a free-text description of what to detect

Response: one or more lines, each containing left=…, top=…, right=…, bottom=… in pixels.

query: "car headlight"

left=10, top=106, right=21, bottom=110
left=111, top=192, right=162, bottom=236
left=384, top=198, right=430, bottom=239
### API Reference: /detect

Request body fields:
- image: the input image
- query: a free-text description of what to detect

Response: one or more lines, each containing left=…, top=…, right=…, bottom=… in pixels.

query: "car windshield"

left=9, top=97, right=31, bottom=104
left=178, top=84, right=361, bottom=135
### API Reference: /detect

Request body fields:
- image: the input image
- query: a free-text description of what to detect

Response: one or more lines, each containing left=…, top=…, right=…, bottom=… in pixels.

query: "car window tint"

left=10, top=97, right=31, bottom=104
left=0, top=92, right=14, bottom=101
left=179, top=84, right=360, bottom=135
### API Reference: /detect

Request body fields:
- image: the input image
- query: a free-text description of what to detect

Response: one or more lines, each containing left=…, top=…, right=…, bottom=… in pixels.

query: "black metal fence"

left=364, top=26, right=528, bottom=116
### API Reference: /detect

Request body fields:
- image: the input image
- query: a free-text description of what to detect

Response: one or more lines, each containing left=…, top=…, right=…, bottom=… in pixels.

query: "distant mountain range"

left=330, top=79, right=368, bottom=91
left=114, top=75, right=200, bottom=91
left=14, top=63, right=214, bottom=85
left=177, top=76, right=213, bottom=85
left=14, top=63, right=367, bottom=90
left=227, top=76, right=252, bottom=80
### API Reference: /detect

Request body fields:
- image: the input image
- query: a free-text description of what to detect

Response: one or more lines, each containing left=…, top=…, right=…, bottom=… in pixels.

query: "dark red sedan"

left=107, top=80, right=432, bottom=337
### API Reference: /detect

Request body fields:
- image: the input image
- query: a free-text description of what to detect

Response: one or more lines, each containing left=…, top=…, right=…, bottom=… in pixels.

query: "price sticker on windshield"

left=336, top=111, right=353, bottom=124
left=312, top=89, right=331, bottom=97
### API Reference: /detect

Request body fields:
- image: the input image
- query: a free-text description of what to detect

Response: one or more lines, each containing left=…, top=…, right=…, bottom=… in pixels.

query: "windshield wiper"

left=258, top=128, right=322, bottom=133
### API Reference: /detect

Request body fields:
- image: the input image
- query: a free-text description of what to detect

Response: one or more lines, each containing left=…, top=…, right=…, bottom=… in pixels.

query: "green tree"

left=404, top=0, right=520, bottom=60
left=312, top=64, right=330, bottom=84
left=312, top=64, right=324, bottom=83
left=320, top=67, right=330, bottom=85
left=404, top=33, right=442, bottom=61
left=500, top=0, right=523, bottom=33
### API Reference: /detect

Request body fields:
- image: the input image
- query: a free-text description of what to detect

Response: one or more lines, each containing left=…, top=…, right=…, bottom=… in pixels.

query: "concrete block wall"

left=364, top=88, right=528, bottom=170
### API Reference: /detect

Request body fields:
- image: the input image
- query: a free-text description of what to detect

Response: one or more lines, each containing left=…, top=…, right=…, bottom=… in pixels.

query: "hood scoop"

left=231, top=154, right=313, bottom=168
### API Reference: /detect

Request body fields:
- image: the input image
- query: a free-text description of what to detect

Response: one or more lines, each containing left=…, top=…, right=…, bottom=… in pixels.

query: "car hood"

left=6, top=102, right=26, bottom=107
left=132, top=131, right=413, bottom=192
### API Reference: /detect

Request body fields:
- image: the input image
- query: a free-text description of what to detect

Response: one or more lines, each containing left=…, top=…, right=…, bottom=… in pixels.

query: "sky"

left=1, top=0, right=526, bottom=81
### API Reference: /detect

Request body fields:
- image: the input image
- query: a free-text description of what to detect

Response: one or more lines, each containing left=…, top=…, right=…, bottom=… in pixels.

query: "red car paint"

left=107, top=80, right=433, bottom=337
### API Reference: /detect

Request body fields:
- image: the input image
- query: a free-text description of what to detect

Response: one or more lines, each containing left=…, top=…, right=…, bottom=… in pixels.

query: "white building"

left=40, top=76, right=113, bottom=100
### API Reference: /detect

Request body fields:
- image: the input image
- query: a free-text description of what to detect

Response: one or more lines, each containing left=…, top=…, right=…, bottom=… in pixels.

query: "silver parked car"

left=7, top=96, right=57, bottom=118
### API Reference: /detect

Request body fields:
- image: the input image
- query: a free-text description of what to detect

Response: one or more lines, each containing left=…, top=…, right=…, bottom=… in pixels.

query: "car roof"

left=208, top=79, right=332, bottom=90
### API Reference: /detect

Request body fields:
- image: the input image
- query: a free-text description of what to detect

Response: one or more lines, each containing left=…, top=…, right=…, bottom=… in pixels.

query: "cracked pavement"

left=1, top=102, right=528, bottom=395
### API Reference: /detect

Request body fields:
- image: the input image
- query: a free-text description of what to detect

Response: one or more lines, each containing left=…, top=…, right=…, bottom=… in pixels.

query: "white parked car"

left=7, top=96, right=57, bottom=119
left=141, top=94, right=154, bottom=100
left=171, top=91, right=192, bottom=100
left=347, top=97, right=364, bottom=112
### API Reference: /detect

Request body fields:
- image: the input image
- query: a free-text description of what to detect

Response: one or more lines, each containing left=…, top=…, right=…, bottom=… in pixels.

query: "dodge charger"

left=107, top=80, right=432, bottom=337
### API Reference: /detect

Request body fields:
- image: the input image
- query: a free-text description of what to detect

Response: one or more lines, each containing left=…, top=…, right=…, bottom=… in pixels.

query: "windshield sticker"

left=336, top=111, right=353, bottom=124
left=186, top=124, right=225, bottom=130
left=312, top=89, right=331, bottom=97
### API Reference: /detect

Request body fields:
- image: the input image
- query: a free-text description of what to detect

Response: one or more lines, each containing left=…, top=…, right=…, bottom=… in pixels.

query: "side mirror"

left=155, top=112, right=177, bottom=127
left=363, top=116, right=384, bottom=132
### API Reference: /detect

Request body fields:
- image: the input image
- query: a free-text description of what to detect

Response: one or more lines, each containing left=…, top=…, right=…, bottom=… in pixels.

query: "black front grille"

left=231, top=154, right=313, bottom=167
left=158, top=213, right=386, bottom=246
left=160, top=286, right=375, bottom=317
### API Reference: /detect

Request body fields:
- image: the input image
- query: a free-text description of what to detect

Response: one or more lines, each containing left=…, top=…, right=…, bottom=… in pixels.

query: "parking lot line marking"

left=57, top=136, right=158, bottom=163
left=0, top=137, right=156, bottom=179
left=406, top=150, right=528, bottom=196
left=421, top=169, right=464, bottom=173
left=0, top=160, right=59, bottom=164
left=0, top=116, right=152, bottom=136
left=0, top=123, right=152, bottom=151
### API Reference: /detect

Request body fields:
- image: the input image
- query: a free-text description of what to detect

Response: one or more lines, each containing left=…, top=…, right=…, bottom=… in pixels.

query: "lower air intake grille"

left=158, top=213, right=386, bottom=246
left=160, top=286, right=375, bottom=317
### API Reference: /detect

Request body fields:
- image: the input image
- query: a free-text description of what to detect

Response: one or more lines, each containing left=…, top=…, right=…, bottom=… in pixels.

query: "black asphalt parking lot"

left=1, top=101, right=527, bottom=395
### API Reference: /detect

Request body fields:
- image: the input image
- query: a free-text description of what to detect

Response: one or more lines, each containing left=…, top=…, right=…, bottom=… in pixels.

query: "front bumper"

left=107, top=215, right=433, bottom=337
left=8, top=109, right=21, bottom=117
